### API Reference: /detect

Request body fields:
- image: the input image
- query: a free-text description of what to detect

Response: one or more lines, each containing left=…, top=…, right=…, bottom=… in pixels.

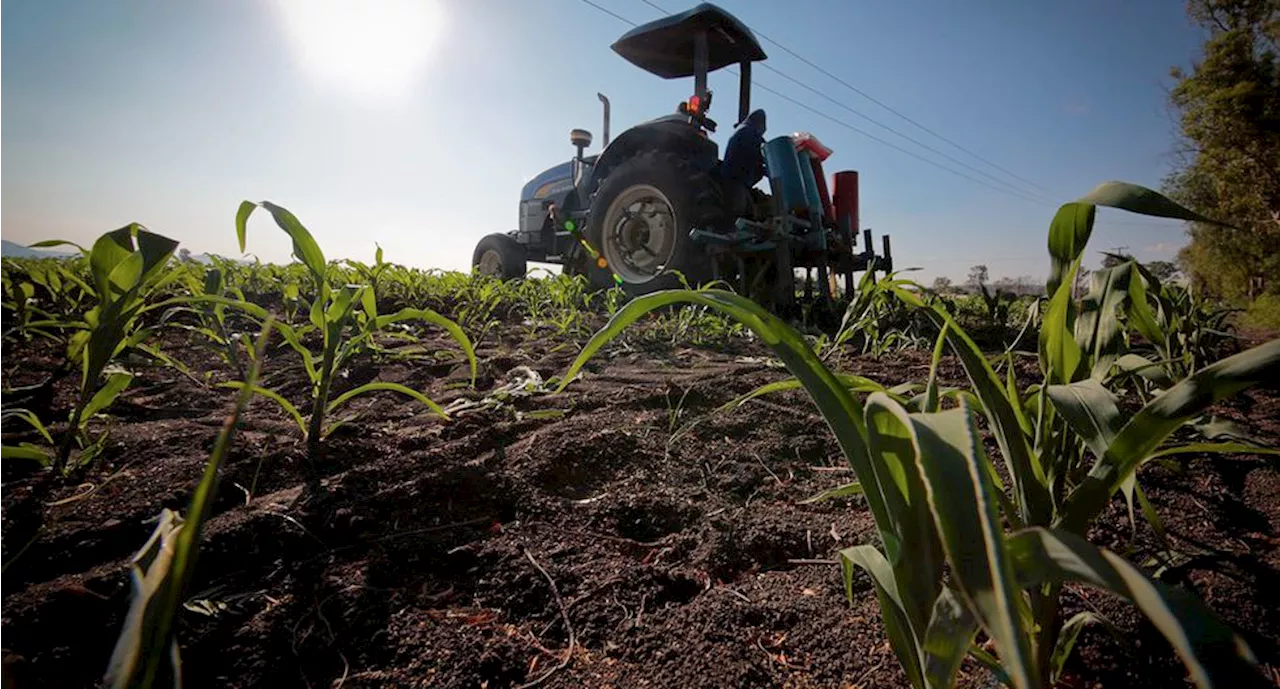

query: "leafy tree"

left=931, top=276, right=954, bottom=293
left=966, top=264, right=988, bottom=289
left=1144, top=260, right=1181, bottom=281
left=1164, top=0, right=1280, bottom=302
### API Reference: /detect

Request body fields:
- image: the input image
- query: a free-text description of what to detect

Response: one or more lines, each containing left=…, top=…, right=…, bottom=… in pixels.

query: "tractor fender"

left=576, top=119, right=719, bottom=205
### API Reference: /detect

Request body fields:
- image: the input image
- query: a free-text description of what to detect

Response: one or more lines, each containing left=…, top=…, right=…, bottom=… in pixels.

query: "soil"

left=3, top=319, right=1278, bottom=688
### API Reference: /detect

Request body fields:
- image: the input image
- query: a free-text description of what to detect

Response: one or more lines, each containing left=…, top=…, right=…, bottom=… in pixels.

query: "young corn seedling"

left=230, top=201, right=477, bottom=459
left=553, top=181, right=1276, bottom=688
left=1, top=226, right=182, bottom=473
left=104, top=320, right=273, bottom=689
left=161, top=266, right=266, bottom=380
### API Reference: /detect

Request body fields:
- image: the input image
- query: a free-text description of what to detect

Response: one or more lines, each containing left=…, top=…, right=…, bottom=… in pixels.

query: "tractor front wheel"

left=586, top=151, right=715, bottom=294
left=472, top=233, right=527, bottom=280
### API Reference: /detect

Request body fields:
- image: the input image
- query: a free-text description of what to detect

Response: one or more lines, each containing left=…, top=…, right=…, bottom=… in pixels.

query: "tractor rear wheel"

left=586, top=151, right=716, bottom=294
left=472, top=233, right=527, bottom=280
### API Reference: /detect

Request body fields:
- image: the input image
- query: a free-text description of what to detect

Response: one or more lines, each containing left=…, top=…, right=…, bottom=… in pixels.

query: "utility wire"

left=634, top=0, right=1061, bottom=204
left=588, top=0, right=1054, bottom=206
left=739, top=15, right=1063, bottom=200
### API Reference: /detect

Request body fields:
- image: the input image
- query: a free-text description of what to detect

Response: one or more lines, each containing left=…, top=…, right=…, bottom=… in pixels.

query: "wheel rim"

left=600, top=184, right=677, bottom=284
left=477, top=248, right=503, bottom=277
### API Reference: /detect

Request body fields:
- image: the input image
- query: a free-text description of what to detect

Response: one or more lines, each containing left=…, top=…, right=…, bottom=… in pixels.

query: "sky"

left=2, top=0, right=1210, bottom=283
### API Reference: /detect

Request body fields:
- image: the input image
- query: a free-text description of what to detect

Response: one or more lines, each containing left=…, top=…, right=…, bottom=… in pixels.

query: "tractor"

left=471, top=2, right=892, bottom=314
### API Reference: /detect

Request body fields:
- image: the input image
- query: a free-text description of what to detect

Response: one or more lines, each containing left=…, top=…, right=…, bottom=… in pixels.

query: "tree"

left=1144, top=260, right=1181, bottom=281
left=931, top=276, right=954, bottom=293
left=967, top=264, right=989, bottom=289
left=1163, top=0, right=1280, bottom=302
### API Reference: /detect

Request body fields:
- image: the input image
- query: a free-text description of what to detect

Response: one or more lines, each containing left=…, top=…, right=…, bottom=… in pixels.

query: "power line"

left=592, top=0, right=1055, bottom=206
left=745, top=19, right=1062, bottom=201
left=635, top=0, right=1060, bottom=204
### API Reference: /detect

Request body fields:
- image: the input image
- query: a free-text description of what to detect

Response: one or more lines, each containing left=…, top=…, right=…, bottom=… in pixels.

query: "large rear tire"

left=472, top=233, right=527, bottom=280
left=585, top=151, right=717, bottom=294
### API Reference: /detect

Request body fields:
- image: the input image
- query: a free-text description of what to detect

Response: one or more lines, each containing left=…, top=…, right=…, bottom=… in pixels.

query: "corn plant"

left=0, top=226, right=184, bottom=472
left=104, top=321, right=272, bottom=689
left=230, top=201, right=477, bottom=459
left=161, top=266, right=267, bottom=380
left=553, top=181, right=1276, bottom=688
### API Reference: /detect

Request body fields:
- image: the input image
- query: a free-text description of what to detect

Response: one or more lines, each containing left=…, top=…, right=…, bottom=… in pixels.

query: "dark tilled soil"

left=3, top=327, right=1278, bottom=688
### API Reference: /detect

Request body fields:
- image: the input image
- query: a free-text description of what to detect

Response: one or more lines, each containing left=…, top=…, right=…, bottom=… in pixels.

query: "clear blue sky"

left=2, top=0, right=1208, bottom=282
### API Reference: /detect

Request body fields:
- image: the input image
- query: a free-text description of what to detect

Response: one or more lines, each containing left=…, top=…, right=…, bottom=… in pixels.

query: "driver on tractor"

left=721, top=108, right=768, bottom=218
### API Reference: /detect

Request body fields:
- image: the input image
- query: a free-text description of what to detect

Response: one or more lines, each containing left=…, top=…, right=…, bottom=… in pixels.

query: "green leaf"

left=105, top=322, right=271, bottom=689
left=3, top=409, right=55, bottom=445
left=1061, top=338, right=1280, bottom=532
left=1007, top=527, right=1267, bottom=688
left=236, top=201, right=328, bottom=283
left=1112, top=353, right=1174, bottom=389
left=909, top=401, right=1036, bottom=689
left=840, top=545, right=926, bottom=689
left=1146, top=441, right=1280, bottom=461
left=888, top=285, right=1051, bottom=527
left=1046, top=203, right=1095, bottom=297
left=81, top=372, right=134, bottom=423
left=218, top=382, right=308, bottom=437
left=325, top=381, right=447, bottom=421
left=1049, top=611, right=1100, bottom=684
left=797, top=480, right=863, bottom=505
left=1075, top=181, right=1228, bottom=227
left=1, top=444, right=53, bottom=466
left=1040, top=272, right=1084, bottom=385
left=716, top=374, right=890, bottom=415
left=556, top=289, right=892, bottom=534
left=921, top=587, right=979, bottom=689
left=1045, top=378, right=1123, bottom=460
left=374, top=307, right=477, bottom=387
left=922, top=322, right=949, bottom=414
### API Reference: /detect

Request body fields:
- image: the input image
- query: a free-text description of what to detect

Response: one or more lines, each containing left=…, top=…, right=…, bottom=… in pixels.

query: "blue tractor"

left=471, top=3, right=892, bottom=313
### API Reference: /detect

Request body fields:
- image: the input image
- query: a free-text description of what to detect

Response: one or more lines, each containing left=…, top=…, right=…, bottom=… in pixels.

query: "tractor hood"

left=610, top=3, right=766, bottom=79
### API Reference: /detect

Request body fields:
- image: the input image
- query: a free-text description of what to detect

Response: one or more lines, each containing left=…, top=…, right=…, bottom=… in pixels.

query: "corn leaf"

left=1045, top=378, right=1122, bottom=460
left=909, top=401, right=1036, bottom=689
left=1, top=444, right=52, bottom=465
left=840, top=544, right=926, bottom=689
left=219, top=382, right=308, bottom=437
left=864, top=394, right=944, bottom=627
left=1046, top=203, right=1095, bottom=297
left=325, top=381, right=448, bottom=420
left=888, top=285, right=1051, bottom=527
left=105, top=324, right=270, bottom=689
left=556, top=289, right=893, bottom=536
left=79, top=372, right=134, bottom=425
left=1075, top=181, right=1227, bottom=227
left=922, top=587, right=979, bottom=689
left=797, top=480, right=863, bottom=505
left=375, top=307, right=477, bottom=386
left=236, top=201, right=327, bottom=283
left=1007, top=527, right=1266, bottom=688
left=1060, top=338, right=1280, bottom=531
left=1049, top=611, right=1101, bottom=684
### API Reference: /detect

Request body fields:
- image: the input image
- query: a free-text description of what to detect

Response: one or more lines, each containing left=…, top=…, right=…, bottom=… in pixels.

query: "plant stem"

left=306, top=330, right=338, bottom=465
left=1032, top=582, right=1063, bottom=686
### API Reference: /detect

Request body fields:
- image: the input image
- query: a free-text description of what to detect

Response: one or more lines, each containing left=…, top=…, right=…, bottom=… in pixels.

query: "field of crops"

left=3, top=186, right=1279, bottom=689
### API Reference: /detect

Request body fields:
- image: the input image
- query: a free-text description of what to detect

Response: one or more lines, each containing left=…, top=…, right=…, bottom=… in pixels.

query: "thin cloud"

left=1144, top=241, right=1183, bottom=255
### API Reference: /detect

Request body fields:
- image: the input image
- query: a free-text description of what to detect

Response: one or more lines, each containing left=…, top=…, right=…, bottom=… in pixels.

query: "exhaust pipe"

left=598, top=93, right=610, bottom=148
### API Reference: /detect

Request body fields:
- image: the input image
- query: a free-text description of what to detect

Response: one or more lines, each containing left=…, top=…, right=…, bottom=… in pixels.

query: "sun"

left=271, top=0, right=444, bottom=99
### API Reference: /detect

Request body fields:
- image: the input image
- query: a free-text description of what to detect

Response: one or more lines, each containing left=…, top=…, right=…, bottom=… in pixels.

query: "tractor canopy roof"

left=610, top=3, right=767, bottom=79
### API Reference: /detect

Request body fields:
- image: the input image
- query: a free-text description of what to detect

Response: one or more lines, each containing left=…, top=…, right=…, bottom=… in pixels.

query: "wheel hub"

left=478, top=248, right=503, bottom=277
left=602, top=185, right=676, bottom=284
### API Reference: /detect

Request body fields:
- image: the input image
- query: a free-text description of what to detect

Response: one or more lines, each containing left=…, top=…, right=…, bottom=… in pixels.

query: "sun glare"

left=271, top=0, right=444, bottom=100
